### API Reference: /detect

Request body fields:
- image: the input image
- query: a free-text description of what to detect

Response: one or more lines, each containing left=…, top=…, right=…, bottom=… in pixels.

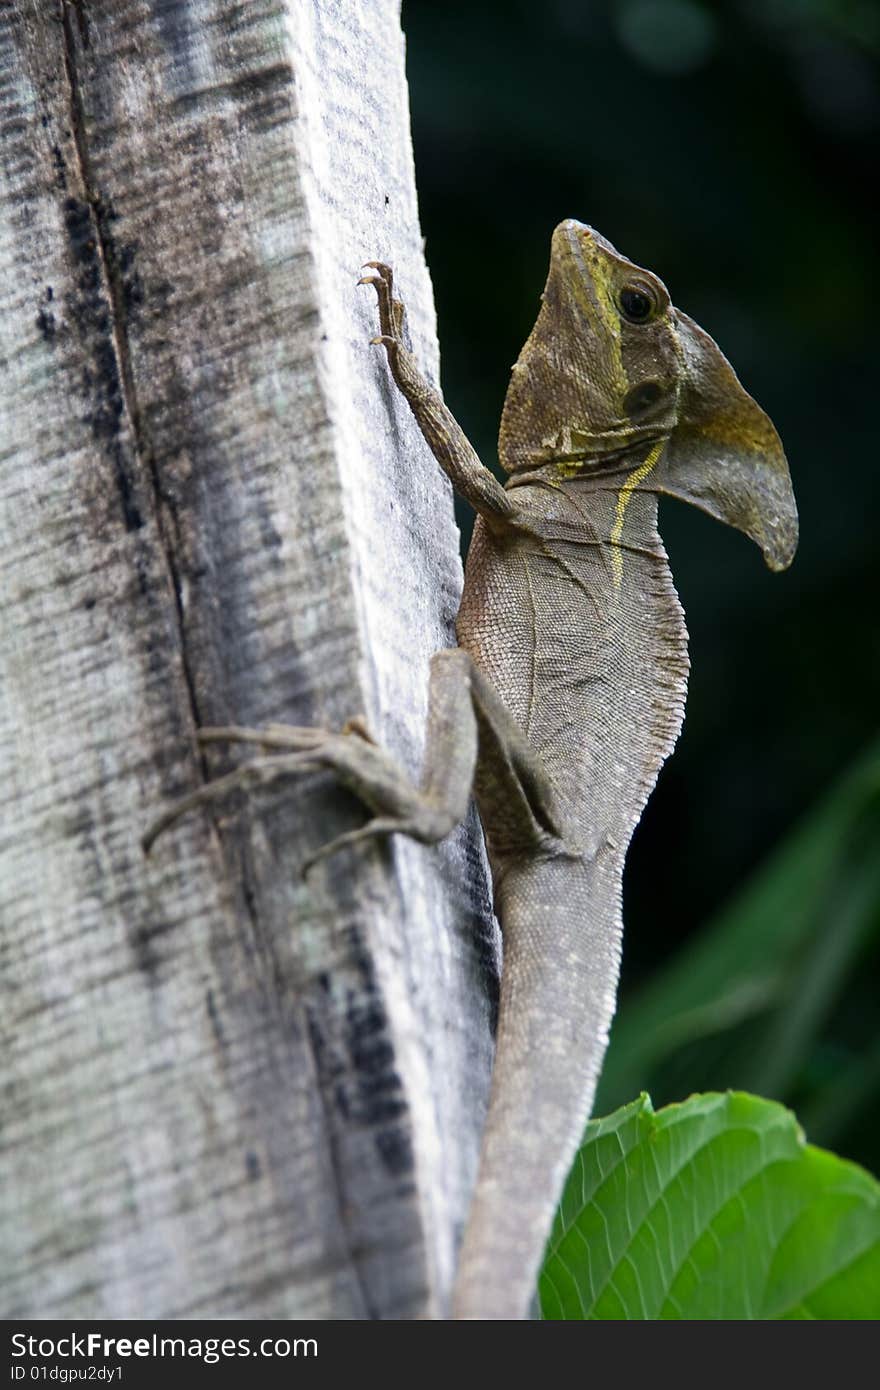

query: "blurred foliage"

left=596, top=737, right=880, bottom=1160
left=403, top=0, right=880, bottom=1168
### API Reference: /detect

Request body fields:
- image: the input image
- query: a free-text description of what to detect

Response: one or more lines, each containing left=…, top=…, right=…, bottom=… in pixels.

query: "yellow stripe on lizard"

left=610, top=439, right=666, bottom=588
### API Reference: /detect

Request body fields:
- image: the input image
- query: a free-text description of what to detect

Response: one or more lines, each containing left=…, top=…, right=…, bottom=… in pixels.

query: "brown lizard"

left=145, top=220, right=797, bottom=1319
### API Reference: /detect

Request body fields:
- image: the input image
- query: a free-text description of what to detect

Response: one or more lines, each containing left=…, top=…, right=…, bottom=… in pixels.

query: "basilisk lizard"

left=145, top=220, right=797, bottom=1319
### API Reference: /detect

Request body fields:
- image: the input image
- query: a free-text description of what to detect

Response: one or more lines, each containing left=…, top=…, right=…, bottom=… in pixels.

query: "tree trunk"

left=0, top=0, right=495, bottom=1319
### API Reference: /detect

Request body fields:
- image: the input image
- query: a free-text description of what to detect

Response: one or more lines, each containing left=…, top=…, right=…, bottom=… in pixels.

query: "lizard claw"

left=341, top=714, right=376, bottom=743
left=360, top=260, right=393, bottom=284
left=300, top=816, right=405, bottom=877
left=360, top=260, right=406, bottom=344
left=141, top=750, right=323, bottom=854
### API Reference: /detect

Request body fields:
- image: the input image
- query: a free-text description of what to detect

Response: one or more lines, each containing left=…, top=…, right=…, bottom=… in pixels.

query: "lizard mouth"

left=550, top=427, right=667, bottom=466
left=507, top=434, right=667, bottom=487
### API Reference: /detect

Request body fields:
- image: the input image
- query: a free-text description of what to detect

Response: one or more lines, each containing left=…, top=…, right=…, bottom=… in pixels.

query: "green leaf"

left=539, top=1092, right=880, bottom=1319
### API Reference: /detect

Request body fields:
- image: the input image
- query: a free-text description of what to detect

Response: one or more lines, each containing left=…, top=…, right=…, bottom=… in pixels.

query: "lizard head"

left=499, top=219, right=797, bottom=570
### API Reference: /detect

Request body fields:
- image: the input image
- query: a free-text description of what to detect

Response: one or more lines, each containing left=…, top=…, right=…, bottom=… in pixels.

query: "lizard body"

left=452, top=466, right=689, bottom=1315
left=146, top=220, right=797, bottom=1319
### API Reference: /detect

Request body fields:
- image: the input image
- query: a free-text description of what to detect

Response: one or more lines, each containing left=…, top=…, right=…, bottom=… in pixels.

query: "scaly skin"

left=145, top=221, right=797, bottom=1319
left=452, top=470, right=689, bottom=1317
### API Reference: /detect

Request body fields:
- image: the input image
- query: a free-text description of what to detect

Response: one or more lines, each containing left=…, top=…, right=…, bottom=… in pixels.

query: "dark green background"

left=404, top=0, right=879, bottom=1169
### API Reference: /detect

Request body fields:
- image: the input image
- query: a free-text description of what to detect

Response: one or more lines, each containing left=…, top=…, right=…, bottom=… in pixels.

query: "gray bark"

left=0, top=0, right=495, bottom=1319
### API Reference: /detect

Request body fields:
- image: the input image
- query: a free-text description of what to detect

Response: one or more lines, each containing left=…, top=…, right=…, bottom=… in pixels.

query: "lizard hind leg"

left=143, top=648, right=481, bottom=870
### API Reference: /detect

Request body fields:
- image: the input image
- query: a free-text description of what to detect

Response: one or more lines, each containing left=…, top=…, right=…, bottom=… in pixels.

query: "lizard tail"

left=451, top=854, right=622, bottom=1319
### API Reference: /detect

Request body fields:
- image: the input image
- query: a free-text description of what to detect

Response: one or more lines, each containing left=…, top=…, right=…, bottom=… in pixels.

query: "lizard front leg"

left=144, top=650, right=567, bottom=869
left=360, top=263, right=517, bottom=526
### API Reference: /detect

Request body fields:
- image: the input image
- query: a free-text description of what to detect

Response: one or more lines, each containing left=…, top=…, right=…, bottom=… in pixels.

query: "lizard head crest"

left=499, top=219, right=797, bottom=570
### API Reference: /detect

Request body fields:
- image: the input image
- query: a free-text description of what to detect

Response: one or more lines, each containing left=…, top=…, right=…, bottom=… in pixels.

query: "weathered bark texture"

left=0, top=0, right=495, bottom=1319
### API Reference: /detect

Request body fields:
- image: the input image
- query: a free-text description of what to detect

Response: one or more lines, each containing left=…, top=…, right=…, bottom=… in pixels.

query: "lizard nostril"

left=624, top=381, right=663, bottom=417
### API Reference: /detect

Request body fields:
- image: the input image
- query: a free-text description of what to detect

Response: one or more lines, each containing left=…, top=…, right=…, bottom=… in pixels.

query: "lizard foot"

left=142, top=721, right=450, bottom=873
left=358, top=260, right=406, bottom=341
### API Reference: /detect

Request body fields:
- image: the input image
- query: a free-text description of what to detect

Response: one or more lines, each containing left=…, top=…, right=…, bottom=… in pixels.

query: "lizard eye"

left=618, top=284, right=657, bottom=324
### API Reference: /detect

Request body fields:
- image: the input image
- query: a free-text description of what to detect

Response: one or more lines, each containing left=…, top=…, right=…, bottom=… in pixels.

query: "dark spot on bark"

left=343, top=991, right=410, bottom=1132
left=124, top=271, right=143, bottom=313
left=172, top=62, right=293, bottom=127
left=46, top=286, right=54, bottom=302
left=129, top=920, right=169, bottom=981
left=82, top=595, right=96, bottom=611
left=305, top=950, right=412, bottom=1180
left=51, top=144, right=67, bottom=190
left=245, top=1150, right=262, bottom=1182
left=92, top=198, right=143, bottom=321
left=152, top=279, right=175, bottom=309
left=375, top=1125, right=414, bottom=1178
left=69, top=0, right=90, bottom=47
left=61, top=806, right=95, bottom=841
left=150, top=0, right=198, bottom=88
left=2, top=117, right=29, bottom=142
left=463, top=826, right=501, bottom=1036
left=63, top=196, right=143, bottom=532
left=306, top=1008, right=329, bottom=1071
left=206, top=988, right=227, bottom=1052
left=241, top=872, right=259, bottom=925
left=36, top=307, right=56, bottom=342
left=346, top=1000, right=395, bottom=1079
